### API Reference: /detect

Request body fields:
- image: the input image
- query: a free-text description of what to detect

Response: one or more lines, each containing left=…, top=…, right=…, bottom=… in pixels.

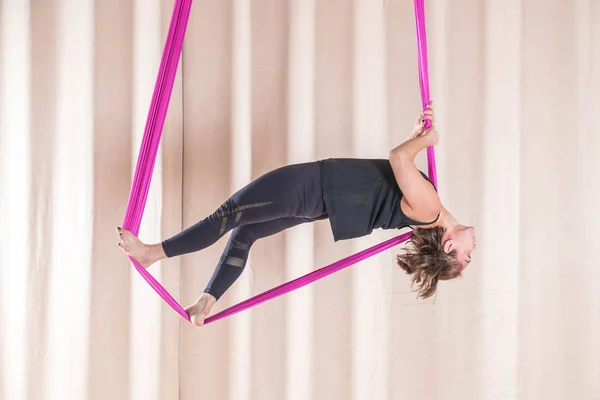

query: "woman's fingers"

left=412, top=105, right=435, bottom=139
left=420, top=110, right=434, bottom=120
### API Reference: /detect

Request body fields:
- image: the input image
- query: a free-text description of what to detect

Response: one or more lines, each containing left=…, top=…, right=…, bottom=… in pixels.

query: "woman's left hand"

left=409, top=102, right=434, bottom=140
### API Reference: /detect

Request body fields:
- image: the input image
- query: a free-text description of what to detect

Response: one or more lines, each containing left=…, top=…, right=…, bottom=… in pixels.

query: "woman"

left=117, top=104, right=476, bottom=326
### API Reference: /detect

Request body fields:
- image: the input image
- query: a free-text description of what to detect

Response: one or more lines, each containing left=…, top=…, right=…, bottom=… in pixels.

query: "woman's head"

left=443, top=224, right=476, bottom=267
left=396, top=225, right=476, bottom=299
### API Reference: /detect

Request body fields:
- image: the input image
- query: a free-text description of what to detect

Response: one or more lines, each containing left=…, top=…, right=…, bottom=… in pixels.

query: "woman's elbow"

left=389, top=147, right=406, bottom=164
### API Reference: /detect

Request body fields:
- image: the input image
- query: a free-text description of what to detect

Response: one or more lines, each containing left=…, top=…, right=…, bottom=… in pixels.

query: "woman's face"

left=445, top=225, right=476, bottom=271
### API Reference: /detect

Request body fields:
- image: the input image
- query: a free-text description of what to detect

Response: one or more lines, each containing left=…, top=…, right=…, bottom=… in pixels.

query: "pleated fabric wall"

left=0, top=1, right=599, bottom=399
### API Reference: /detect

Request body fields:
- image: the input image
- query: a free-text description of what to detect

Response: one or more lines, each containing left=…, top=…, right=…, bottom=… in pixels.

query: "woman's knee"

left=229, top=226, right=256, bottom=248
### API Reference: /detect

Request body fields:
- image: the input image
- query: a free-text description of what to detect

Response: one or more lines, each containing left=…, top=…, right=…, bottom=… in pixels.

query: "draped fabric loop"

left=122, top=0, right=436, bottom=324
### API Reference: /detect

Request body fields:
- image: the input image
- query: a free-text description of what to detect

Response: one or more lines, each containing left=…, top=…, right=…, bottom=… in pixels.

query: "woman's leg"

left=185, top=215, right=325, bottom=325
left=206, top=215, right=325, bottom=299
left=117, top=161, right=325, bottom=267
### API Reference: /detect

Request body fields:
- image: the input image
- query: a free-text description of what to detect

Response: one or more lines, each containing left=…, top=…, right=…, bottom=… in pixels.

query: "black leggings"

left=162, top=161, right=327, bottom=300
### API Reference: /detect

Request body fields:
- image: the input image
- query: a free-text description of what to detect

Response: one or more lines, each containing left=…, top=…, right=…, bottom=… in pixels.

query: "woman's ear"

left=443, top=239, right=452, bottom=253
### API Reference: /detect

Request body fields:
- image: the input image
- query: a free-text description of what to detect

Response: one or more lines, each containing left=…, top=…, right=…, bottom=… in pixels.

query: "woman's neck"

left=438, top=206, right=459, bottom=231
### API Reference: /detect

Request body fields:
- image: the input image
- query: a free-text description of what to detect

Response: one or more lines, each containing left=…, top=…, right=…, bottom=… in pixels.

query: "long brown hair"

left=396, top=226, right=462, bottom=299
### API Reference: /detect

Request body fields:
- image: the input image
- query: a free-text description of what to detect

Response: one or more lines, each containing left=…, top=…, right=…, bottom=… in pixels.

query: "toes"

left=116, top=226, right=133, bottom=236
left=117, top=231, right=134, bottom=242
left=116, top=227, right=128, bottom=241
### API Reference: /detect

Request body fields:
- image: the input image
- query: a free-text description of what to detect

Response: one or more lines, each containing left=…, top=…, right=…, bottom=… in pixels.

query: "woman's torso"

left=320, top=158, right=434, bottom=241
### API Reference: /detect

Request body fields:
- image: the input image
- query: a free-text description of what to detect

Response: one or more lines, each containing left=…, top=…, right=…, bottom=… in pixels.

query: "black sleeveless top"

left=320, top=158, right=436, bottom=241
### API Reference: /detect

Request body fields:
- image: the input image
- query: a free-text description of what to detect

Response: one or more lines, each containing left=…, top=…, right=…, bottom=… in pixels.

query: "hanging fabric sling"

left=121, top=0, right=436, bottom=324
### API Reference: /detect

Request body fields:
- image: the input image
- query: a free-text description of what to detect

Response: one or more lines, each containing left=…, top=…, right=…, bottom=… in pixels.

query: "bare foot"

left=185, top=293, right=217, bottom=327
left=116, top=227, right=165, bottom=268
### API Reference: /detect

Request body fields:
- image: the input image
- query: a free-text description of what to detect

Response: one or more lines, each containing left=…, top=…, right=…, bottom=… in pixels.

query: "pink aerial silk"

left=121, top=0, right=193, bottom=321
left=413, top=0, right=437, bottom=189
left=122, top=0, right=436, bottom=324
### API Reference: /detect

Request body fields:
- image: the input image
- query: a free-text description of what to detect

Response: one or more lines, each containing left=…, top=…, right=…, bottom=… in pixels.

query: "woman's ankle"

left=147, top=243, right=167, bottom=265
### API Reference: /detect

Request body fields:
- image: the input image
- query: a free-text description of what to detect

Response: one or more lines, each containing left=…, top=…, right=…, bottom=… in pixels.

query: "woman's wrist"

left=392, top=135, right=430, bottom=161
left=415, top=135, right=434, bottom=149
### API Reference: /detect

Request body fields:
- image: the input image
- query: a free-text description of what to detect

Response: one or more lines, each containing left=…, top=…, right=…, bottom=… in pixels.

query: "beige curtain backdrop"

left=1, top=0, right=599, bottom=399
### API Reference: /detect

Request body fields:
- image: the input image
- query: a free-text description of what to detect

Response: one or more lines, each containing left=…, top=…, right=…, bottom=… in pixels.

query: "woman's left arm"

left=389, top=125, right=441, bottom=221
